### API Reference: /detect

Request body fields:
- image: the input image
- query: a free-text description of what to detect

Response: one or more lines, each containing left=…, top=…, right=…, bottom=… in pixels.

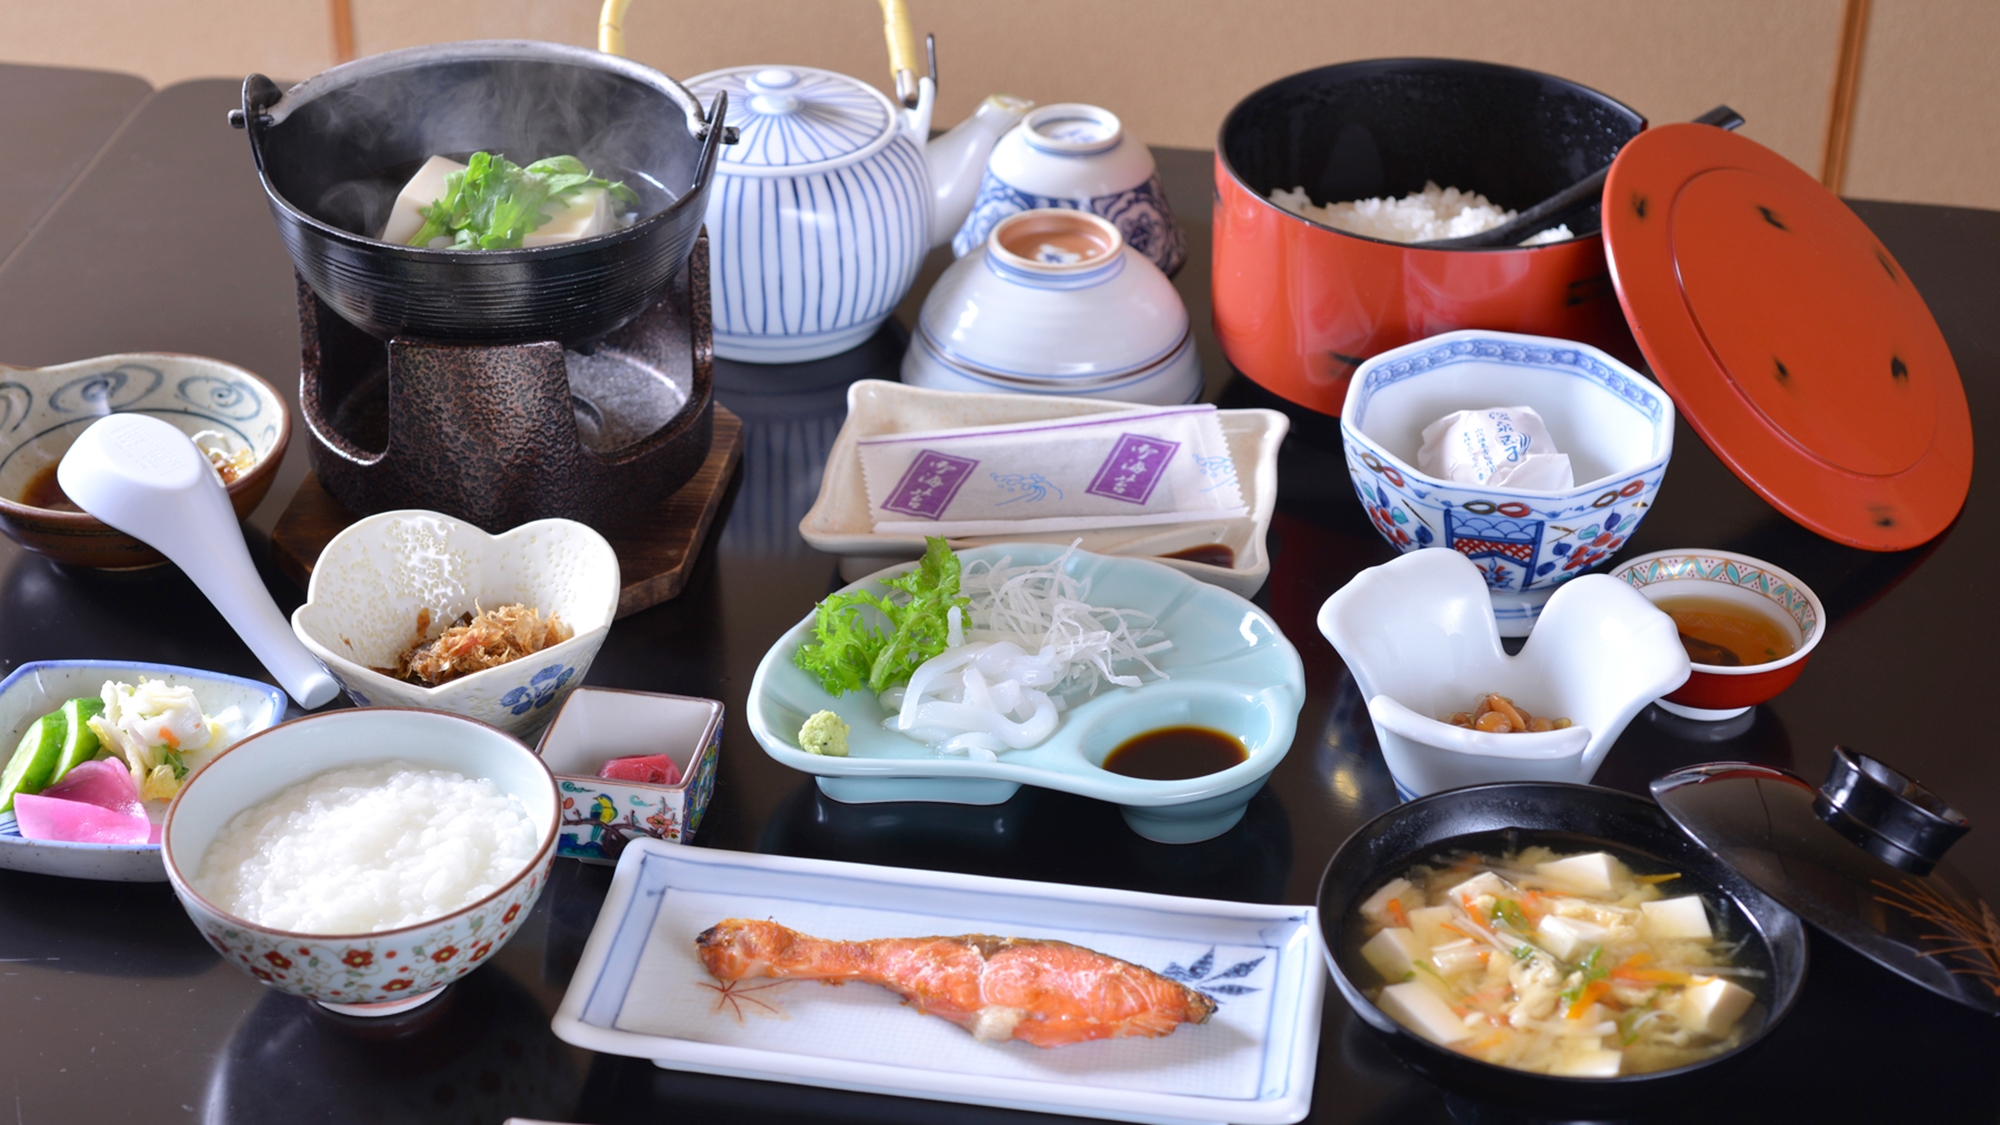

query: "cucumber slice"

left=1, top=711, right=68, bottom=813
left=49, top=697, right=107, bottom=785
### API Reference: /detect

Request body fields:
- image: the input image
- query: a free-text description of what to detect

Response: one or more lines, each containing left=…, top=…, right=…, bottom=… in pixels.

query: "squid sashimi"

left=697, top=918, right=1216, bottom=1048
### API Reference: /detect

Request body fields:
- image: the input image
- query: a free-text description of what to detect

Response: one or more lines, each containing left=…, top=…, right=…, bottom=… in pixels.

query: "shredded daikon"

left=882, top=542, right=1170, bottom=757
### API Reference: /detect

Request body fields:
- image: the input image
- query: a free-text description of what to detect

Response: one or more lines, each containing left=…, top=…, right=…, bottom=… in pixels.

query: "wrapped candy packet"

left=858, top=405, right=1247, bottom=537
left=1416, top=406, right=1574, bottom=490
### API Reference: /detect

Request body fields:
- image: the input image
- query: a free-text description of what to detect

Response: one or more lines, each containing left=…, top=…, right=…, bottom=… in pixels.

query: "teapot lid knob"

left=746, top=68, right=803, bottom=115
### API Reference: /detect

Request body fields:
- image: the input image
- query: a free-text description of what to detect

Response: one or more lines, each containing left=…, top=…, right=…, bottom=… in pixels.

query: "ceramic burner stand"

left=298, top=235, right=715, bottom=532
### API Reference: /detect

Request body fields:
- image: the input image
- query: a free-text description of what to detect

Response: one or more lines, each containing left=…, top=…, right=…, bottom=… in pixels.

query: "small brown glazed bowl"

left=0, top=353, right=290, bottom=568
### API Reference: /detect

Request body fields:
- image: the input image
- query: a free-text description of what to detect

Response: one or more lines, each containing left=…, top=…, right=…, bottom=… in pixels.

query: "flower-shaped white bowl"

left=0, top=660, right=288, bottom=881
left=1340, top=330, right=1675, bottom=636
left=162, top=708, right=558, bottom=1016
left=291, top=510, right=620, bottom=737
left=904, top=210, right=1202, bottom=406
left=1317, top=549, right=1690, bottom=799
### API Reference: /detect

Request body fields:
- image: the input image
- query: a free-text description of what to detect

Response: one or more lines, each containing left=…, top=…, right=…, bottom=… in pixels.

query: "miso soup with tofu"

left=1347, top=837, right=1764, bottom=1078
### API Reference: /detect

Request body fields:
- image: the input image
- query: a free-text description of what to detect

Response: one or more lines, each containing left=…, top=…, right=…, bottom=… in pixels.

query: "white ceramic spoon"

left=57, top=414, right=340, bottom=709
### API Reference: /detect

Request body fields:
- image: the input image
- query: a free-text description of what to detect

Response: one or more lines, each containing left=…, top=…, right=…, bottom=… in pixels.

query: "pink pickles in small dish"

left=13, top=759, right=160, bottom=844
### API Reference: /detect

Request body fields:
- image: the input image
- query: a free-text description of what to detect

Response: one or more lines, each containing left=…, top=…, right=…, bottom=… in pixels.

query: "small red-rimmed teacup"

left=1612, top=550, right=1824, bottom=720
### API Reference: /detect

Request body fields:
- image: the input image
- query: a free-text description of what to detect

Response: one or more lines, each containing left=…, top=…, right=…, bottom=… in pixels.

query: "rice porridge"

left=194, top=760, right=538, bottom=934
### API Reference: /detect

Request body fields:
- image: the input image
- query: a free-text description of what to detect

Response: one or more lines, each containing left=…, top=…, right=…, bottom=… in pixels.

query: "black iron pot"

left=1316, top=782, right=1808, bottom=1116
left=233, top=40, right=729, bottom=346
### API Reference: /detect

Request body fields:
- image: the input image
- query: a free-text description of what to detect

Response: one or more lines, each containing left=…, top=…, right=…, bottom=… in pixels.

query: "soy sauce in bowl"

left=1103, top=726, right=1247, bottom=780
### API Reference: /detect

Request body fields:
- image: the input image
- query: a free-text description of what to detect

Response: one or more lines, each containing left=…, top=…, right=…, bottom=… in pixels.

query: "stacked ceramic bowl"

left=903, top=210, right=1202, bottom=406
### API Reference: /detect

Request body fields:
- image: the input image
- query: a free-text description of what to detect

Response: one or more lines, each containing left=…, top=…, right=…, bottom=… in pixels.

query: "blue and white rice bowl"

left=1339, top=330, right=1675, bottom=636
left=903, top=209, right=1202, bottom=406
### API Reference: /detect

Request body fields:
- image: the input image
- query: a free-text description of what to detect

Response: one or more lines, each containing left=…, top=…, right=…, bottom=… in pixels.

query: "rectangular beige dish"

left=800, top=381, right=1287, bottom=597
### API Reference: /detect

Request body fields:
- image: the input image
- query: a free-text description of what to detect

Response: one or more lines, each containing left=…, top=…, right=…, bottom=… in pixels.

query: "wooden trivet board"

left=272, top=405, right=742, bottom=619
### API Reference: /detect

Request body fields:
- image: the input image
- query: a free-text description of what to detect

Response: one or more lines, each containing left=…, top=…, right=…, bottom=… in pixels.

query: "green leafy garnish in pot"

left=406, top=152, right=639, bottom=250
left=793, top=537, right=970, bottom=696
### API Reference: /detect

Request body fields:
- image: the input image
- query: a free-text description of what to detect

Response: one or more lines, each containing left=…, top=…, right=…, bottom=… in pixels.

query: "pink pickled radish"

left=13, top=793, right=152, bottom=844
left=40, top=759, right=143, bottom=816
left=597, top=753, right=682, bottom=786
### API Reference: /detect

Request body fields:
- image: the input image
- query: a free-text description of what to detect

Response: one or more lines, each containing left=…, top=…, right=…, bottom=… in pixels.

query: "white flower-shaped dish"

left=747, top=543, right=1305, bottom=844
left=291, top=511, right=620, bottom=738
left=800, top=380, right=1286, bottom=599
left=1317, top=549, right=1690, bottom=800
left=0, top=660, right=287, bottom=882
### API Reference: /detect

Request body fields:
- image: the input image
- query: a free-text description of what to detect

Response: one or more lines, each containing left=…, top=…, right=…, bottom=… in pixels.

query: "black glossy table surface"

left=1, top=76, right=1997, bottom=1125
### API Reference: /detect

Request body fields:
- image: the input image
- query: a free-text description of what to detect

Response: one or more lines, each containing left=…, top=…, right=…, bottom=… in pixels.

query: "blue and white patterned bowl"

left=291, top=510, right=619, bottom=738
left=1339, top=330, right=1675, bottom=635
left=0, top=353, right=289, bottom=568
left=951, top=103, right=1186, bottom=276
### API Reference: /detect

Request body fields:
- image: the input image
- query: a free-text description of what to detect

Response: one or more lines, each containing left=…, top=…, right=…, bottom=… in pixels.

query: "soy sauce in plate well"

left=1161, top=543, right=1236, bottom=568
left=1102, top=727, right=1247, bottom=780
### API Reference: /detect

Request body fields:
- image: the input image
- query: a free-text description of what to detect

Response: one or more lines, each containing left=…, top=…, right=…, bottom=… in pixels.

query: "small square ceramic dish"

left=0, top=660, right=287, bottom=881
left=1340, top=330, right=1675, bottom=635
left=552, top=840, right=1323, bottom=1125
left=0, top=353, right=290, bottom=569
left=1317, top=549, right=1690, bottom=799
left=290, top=510, right=620, bottom=738
left=748, top=543, right=1305, bottom=844
left=799, top=380, right=1286, bottom=598
left=535, top=687, right=723, bottom=863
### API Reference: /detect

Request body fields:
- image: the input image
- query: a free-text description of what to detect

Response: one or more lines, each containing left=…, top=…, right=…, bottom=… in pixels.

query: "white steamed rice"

left=1269, top=181, right=1572, bottom=246
left=194, top=760, right=538, bottom=934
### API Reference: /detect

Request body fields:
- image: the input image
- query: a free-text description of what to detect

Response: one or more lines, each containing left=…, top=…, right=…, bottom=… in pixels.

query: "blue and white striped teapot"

left=685, top=64, right=1029, bottom=363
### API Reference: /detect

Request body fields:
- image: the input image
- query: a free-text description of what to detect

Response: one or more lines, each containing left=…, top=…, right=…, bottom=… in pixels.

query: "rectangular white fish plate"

left=552, top=840, right=1324, bottom=1125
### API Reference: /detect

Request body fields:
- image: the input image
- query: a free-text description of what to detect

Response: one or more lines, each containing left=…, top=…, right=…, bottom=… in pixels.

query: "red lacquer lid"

left=1602, top=124, right=1973, bottom=551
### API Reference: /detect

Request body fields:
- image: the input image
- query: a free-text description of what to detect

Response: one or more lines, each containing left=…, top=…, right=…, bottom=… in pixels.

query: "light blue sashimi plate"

left=0, top=661, right=288, bottom=882
left=747, top=544, right=1306, bottom=843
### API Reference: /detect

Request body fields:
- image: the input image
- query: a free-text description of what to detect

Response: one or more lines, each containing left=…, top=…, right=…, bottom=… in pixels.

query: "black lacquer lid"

left=1653, top=747, right=1999, bottom=1015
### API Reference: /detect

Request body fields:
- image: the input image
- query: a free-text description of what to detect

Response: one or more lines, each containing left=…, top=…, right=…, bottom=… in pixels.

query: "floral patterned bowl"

left=1340, top=330, right=1675, bottom=636
left=162, top=708, right=559, bottom=1016
left=290, top=510, right=619, bottom=738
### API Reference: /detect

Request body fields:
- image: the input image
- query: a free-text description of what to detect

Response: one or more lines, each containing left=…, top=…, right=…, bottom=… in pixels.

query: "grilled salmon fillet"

left=696, top=918, right=1217, bottom=1048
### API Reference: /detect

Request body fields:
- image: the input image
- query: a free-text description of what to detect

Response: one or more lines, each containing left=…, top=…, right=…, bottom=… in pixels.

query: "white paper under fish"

left=857, top=405, right=1247, bottom=537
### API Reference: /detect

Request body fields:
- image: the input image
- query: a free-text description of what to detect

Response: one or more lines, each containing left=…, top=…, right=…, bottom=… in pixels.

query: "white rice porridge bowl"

left=163, top=709, right=559, bottom=1015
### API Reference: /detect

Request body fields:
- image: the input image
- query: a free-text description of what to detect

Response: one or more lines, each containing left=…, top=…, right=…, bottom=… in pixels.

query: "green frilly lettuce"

left=793, top=537, right=969, bottom=695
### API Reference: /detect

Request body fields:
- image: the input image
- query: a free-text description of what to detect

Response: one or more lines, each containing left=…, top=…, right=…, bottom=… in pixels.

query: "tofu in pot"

left=1641, top=895, right=1714, bottom=941
left=522, top=185, right=615, bottom=246
left=1536, top=913, right=1613, bottom=960
left=1677, top=975, right=1754, bottom=1036
left=1359, top=878, right=1412, bottom=927
left=1534, top=852, right=1621, bottom=895
left=1378, top=981, right=1474, bottom=1045
left=1361, top=926, right=1428, bottom=982
left=380, top=155, right=467, bottom=245
left=1408, top=904, right=1456, bottom=948
left=1445, top=871, right=1513, bottom=904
